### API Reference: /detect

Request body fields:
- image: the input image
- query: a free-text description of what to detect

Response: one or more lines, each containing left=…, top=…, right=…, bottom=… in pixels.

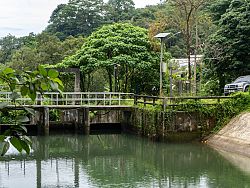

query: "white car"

left=224, top=75, right=250, bottom=95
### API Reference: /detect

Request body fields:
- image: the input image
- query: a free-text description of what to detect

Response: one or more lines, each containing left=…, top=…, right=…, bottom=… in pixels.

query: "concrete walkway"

left=207, top=112, right=250, bottom=158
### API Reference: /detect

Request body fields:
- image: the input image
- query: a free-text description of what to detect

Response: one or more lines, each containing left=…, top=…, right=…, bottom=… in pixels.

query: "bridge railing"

left=134, top=95, right=233, bottom=110
left=0, top=91, right=234, bottom=108
left=0, top=92, right=134, bottom=106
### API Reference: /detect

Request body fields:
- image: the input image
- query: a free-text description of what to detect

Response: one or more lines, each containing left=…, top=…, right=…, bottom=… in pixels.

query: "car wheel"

left=244, top=86, right=249, bottom=92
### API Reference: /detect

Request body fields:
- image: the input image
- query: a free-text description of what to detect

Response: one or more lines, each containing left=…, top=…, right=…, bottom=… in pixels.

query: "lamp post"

left=169, top=59, right=174, bottom=97
left=155, top=32, right=181, bottom=97
left=154, top=33, right=171, bottom=97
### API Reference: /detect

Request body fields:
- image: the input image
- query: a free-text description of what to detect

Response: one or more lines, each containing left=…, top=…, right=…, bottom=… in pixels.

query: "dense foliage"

left=0, top=66, right=63, bottom=155
left=1, top=0, right=250, bottom=95
left=0, top=33, right=84, bottom=70
left=57, top=23, right=160, bottom=94
left=204, top=0, right=250, bottom=93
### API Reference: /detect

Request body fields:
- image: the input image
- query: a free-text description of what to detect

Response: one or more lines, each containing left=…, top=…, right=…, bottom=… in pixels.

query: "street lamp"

left=154, top=32, right=171, bottom=97
left=155, top=32, right=181, bottom=97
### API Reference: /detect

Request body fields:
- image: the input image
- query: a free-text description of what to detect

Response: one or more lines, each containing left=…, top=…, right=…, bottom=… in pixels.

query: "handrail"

left=134, top=94, right=234, bottom=110
left=0, top=91, right=234, bottom=108
left=0, top=92, right=134, bottom=106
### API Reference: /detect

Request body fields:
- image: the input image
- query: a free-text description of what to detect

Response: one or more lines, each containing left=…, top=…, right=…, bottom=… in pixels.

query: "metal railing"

left=134, top=95, right=233, bottom=110
left=0, top=92, right=134, bottom=106
left=0, top=91, right=234, bottom=108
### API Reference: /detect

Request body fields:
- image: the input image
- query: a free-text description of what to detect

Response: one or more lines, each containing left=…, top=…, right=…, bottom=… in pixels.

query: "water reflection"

left=0, top=134, right=250, bottom=188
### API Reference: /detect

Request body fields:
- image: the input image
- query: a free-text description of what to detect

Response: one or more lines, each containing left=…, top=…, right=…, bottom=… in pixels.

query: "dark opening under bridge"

left=0, top=92, right=232, bottom=135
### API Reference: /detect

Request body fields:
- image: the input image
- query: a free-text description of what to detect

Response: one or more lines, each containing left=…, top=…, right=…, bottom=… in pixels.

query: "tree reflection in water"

left=0, top=134, right=250, bottom=188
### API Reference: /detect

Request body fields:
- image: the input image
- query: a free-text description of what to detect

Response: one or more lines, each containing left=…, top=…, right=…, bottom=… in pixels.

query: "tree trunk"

left=80, top=72, right=85, bottom=92
left=125, top=66, right=128, bottom=93
left=107, top=69, right=113, bottom=92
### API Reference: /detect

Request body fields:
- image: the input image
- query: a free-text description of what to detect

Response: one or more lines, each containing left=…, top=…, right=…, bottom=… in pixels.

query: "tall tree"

left=0, top=35, right=22, bottom=64
left=167, top=0, right=208, bottom=87
left=209, top=0, right=231, bottom=22
left=204, top=0, right=250, bottom=93
left=46, top=0, right=105, bottom=39
left=105, top=0, right=135, bottom=22
left=57, top=23, right=160, bottom=94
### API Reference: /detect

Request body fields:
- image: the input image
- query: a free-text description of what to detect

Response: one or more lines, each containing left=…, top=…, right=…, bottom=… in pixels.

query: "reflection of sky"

left=0, top=158, right=94, bottom=188
left=0, top=158, right=213, bottom=188
left=0, top=0, right=160, bottom=38
left=0, top=161, right=36, bottom=188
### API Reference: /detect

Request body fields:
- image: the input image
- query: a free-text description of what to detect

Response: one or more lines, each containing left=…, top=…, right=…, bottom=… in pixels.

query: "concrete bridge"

left=0, top=92, right=232, bottom=136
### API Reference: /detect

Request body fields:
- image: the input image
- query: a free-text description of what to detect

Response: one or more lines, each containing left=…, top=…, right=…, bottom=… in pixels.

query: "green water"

left=0, top=134, right=250, bottom=188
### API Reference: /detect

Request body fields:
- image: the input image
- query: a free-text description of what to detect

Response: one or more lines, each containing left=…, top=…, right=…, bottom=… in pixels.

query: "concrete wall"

left=18, top=107, right=216, bottom=139
left=129, top=108, right=216, bottom=141
left=207, top=112, right=250, bottom=158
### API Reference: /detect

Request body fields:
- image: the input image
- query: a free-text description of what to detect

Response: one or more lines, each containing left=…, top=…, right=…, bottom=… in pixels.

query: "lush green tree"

left=0, top=35, right=22, bottom=64
left=209, top=0, right=231, bottom=22
left=105, top=0, right=135, bottom=22
left=7, top=33, right=85, bottom=70
left=204, top=0, right=250, bottom=93
left=57, top=23, right=160, bottom=94
left=46, top=0, right=105, bottom=39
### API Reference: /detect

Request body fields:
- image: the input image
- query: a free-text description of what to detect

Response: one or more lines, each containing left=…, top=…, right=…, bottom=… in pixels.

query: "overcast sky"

left=0, top=0, right=160, bottom=38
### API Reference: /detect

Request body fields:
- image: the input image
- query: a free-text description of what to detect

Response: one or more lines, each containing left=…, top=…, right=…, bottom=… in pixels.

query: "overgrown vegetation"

left=134, top=92, right=250, bottom=139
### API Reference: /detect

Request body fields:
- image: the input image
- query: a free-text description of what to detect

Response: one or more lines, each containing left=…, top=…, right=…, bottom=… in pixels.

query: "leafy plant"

left=0, top=66, right=63, bottom=156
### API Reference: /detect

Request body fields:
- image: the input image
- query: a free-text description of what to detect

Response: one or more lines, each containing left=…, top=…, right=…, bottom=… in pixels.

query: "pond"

left=0, top=134, right=250, bottom=188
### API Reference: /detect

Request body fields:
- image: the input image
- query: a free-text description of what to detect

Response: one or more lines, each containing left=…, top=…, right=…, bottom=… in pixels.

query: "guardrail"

left=134, top=95, right=233, bottom=110
left=0, top=92, right=234, bottom=109
left=0, top=92, right=134, bottom=106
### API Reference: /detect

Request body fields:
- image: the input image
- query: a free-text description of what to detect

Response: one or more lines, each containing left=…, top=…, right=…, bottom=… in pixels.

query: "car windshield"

left=234, top=75, right=250, bottom=83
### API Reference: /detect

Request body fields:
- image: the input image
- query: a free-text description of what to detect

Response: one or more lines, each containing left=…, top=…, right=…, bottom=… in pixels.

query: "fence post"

left=119, top=93, right=121, bottom=106
left=134, top=95, right=137, bottom=105
left=153, top=98, right=156, bottom=106
left=144, top=97, right=146, bottom=107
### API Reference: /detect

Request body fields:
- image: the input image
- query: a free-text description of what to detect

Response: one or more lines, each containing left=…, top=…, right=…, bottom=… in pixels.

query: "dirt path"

left=206, top=112, right=250, bottom=158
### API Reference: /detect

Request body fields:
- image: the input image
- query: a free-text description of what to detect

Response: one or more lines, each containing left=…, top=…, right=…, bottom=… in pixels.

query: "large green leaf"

left=53, top=78, right=63, bottom=87
left=10, top=137, right=23, bottom=152
left=23, top=136, right=32, bottom=145
left=38, top=65, right=47, bottom=77
left=24, top=107, right=36, bottom=115
left=48, top=69, right=59, bottom=78
left=28, top=90, right=36, bottom=101
left=3, top=67, right=14, bottom=75
left=41, top=82, right=48, bottom=90
left=16, top=116, right=30, bottom=123
left=20, top=140, right=30, bottom=155
left=21, top=86, right=29, bottom=96
left=1, top=141, right=10, bottom=156
left=19, top=126, right=28, bottom=133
